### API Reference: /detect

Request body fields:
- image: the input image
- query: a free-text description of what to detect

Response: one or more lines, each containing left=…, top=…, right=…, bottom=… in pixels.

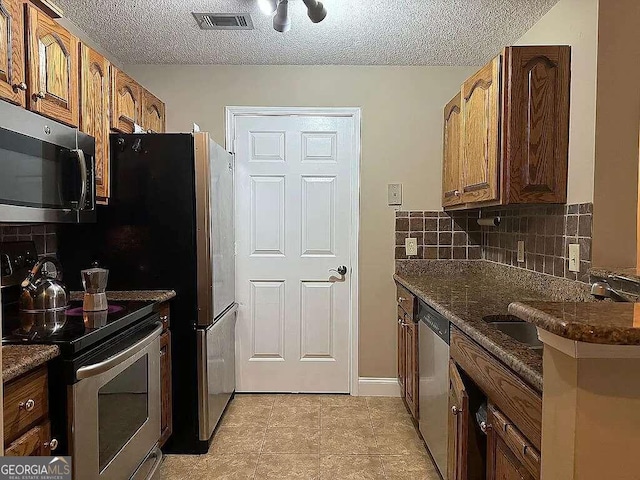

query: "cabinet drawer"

left=396, top=284, right=416, bottom=318
left=450, top=327, right=542, bottom=449
left=4, top=421, right=52, bottom=457
left=3, top=367, right=49, bottom=444
left=489, top=404, right=540, bottom=478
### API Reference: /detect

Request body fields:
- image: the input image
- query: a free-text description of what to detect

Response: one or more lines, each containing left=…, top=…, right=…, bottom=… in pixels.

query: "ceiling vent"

left=192, top=13, right=254, bottom=30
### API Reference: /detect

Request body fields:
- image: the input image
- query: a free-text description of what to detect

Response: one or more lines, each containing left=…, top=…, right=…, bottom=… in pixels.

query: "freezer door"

left=197, top=304, right=237, bottom=441
left=210, top=142, right=235, bottom=320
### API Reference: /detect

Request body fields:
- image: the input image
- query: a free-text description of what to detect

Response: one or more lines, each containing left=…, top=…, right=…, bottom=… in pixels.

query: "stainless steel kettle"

left=20, top=257, right=69, bottom=313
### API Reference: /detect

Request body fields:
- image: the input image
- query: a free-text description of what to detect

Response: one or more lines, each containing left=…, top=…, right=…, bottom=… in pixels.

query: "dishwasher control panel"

left=417, top=301, right=450, bottom=344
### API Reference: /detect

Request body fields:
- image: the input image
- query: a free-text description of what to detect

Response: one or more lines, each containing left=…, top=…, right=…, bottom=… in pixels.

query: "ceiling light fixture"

left=261, top=0, right=327, bottom=32
left=302, top=0, right=327, bottom=23
left=272, top=0, right=291, bottom=32
left=258, top=0, right=278, bottom=15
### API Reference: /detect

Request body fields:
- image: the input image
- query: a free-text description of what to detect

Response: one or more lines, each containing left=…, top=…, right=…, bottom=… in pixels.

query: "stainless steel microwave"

left=0, top=101, right=96, bottom=223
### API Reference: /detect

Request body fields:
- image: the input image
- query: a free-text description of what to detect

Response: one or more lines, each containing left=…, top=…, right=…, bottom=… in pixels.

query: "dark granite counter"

left=394, top=260, right=592, bottom=393
left=509, top=301, right=640, bottom=345
left=70, top=290, right=176, bottom=303
left=2, top=345, right=60, bottom=384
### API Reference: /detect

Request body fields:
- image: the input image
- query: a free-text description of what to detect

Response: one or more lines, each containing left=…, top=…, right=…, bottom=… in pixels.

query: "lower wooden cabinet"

left=3, top=366, right=57, bottom=456
left=396, top=286, right=419, bottom=422
left=487, top=404, right=540, bottom=480
left=397, top=307, right=406, bottom=397
left=159, top=329, right=172, bottom=447
left=5, top=421, right=52, bottom=456
left=448, top=361, right=469, bottom=480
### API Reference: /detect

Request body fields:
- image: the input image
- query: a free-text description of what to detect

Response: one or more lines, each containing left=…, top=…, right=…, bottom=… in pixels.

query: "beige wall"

left=515, top=0, right=599, bottom=205
left=591, top=0, right=640, bottom=269
left=125, top=64, right=476, bottom=378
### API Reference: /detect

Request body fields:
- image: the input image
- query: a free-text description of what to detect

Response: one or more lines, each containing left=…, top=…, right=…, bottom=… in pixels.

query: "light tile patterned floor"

left=160, top=394, right=441, bottom=480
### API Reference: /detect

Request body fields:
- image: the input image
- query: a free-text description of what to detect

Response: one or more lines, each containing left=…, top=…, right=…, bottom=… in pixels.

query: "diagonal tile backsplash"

left=395, top=203, right=593, bottom=282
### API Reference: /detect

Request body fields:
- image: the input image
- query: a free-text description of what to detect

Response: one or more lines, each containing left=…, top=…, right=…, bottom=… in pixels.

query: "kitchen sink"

left=483, top=315, right=543, bottom=351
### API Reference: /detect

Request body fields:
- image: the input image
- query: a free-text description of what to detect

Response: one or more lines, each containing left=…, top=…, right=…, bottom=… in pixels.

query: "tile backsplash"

left=395, top=203, right=593, bottom=282
left=0, top=224, right=58, bottom=257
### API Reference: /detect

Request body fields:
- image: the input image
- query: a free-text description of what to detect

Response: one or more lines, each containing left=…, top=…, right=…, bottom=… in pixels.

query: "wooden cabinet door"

left=442, top=92, right=463, bottom=207
left=404, top=318, right=419, bottom=419
left=487, top=404, right=540, bottom=480
left=460, top=56, right=501, bottom=204
left=142, top=89, right=165, bottom=133
left=502, top=46, right=570, bottom=204
left=110, top=66, right=142, bottom=133
left=397, top=308, right=406, bottom=398
left=79, top=44, right=110, bottom=200
left=159, top=330, right=172, bottom=447
left=0, top=0, right=26, bottom=106
left=448, top=361, right=469, bottom=480
left=25, top=4, right=79, bottom=126
left=5, top=421, right=52, bottom=456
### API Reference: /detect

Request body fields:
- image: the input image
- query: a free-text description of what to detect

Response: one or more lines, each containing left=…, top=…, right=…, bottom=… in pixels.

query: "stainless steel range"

left=1, top=241, right=163, bottom=480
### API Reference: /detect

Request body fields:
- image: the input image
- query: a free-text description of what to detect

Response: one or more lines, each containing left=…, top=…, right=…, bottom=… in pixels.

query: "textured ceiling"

left=57, top=0, right=559, bottom=66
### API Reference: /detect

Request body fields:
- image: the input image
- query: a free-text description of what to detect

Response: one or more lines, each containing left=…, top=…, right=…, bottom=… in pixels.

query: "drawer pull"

left=44, top=438, right=59, bottom=451
left=19, top=399, right=35, bottom=412
left=398, top=297, right=406, bottom=303
left=160, top=315, right=168, bottom=321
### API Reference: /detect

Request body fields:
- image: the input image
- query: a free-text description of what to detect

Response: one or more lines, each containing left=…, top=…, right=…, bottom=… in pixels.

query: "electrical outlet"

left=405, top=237, right=418, bottom=256
left=568, top=244, right=580, bottom=272
left=388, top=184, right=402, bottom=206
left=517, top=241, right=525, bottom=263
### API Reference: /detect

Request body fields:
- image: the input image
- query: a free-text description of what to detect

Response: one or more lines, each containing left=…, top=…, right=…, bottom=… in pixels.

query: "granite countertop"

left=509, top=301, right=640, bottom=345
left=70, top=290, right=177, bottom=303
left=395, top=269, right=552, bottom=393
left=590, top=266, right=640, bottom=283
left=2, top=344, right=60, bottom=384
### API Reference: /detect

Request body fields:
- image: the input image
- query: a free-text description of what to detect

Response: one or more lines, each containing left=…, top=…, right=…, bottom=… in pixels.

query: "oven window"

left=98, top=356, right=149, bottom=471
left=0, top=128, right=80, bottom=208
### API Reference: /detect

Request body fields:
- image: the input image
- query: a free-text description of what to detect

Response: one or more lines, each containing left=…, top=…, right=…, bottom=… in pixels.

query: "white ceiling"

left=57, top=0, right=559, bottom=66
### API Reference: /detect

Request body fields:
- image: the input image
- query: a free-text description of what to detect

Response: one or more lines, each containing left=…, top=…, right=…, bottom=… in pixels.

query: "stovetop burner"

left=2, top=299, right=157, bottom=356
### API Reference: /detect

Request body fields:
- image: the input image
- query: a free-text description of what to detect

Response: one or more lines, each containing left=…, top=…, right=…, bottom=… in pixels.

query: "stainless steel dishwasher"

left=418, top=300, right=450, bottom=479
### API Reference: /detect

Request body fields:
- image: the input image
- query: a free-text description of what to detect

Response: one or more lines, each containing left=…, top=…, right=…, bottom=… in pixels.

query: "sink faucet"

left=590, top=281, right=632, bottom=302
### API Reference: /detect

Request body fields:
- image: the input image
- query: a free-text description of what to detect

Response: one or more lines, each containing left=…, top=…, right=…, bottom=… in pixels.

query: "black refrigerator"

left=58, top=132, right=236, bottom=454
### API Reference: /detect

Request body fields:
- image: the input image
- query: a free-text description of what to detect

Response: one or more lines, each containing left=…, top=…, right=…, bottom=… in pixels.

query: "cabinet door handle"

left=480, top=421, right=491, bottom=434
left=19, top=399, right=35, bottom=412
left=44, top=438, right=59, bottom=451
left=454, top=190, right=461, bottom=197
left=33, top=91, right=46, bottom=100
left=451, top=405, right=462, bottom=415
left=12, top=82, right=27, bottom=92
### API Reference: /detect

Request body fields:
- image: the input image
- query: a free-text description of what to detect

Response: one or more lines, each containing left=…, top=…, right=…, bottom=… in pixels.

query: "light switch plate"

left=517, top=241, right=525, bottom=263
left=405, top=237, right=418, bottom=256
left=388, top=183, right=402, bottom=206
left=568, top=244, right=580, bottom=272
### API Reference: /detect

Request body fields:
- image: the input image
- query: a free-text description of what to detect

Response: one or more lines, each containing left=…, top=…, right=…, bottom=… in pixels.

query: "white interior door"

left=234, top=113, right=356, bottom=392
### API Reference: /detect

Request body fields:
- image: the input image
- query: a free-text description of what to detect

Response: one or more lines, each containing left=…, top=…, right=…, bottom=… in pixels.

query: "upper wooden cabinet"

left=0, top=0, right=26, bottom=106
left=460, top=56, right=501, bottom=205
left=502, top=46, right=570, bottom=204
left=110, top=66, right=142, bottom=133
left=443, top=45, right=571, bottom=209
left=79, top=44, right=110, bottom=199
left=142, top=89, right=165, bottom=133
left=442, top=93, right=462, bottom=207
left=25, top=3, right=79, bottom=127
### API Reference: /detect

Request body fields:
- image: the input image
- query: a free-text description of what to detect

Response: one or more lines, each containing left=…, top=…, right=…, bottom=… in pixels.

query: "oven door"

left=0, top=101, right=96, bottom=223
left=71, top=322, right=162, bottom=480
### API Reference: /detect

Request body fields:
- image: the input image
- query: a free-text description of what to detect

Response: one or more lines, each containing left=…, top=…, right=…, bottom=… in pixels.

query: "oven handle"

left=71, top=149, right=88, bottom=211
left=76, top=323, right=162, bottom=380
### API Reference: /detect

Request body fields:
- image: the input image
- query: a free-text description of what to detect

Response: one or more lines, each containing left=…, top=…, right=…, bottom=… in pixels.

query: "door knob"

left=329, top=266, right=348, bottom=276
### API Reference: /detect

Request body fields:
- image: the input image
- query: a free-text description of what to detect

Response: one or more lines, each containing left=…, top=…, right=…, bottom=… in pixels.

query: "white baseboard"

left=357, top=377, right=401, bottom=397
